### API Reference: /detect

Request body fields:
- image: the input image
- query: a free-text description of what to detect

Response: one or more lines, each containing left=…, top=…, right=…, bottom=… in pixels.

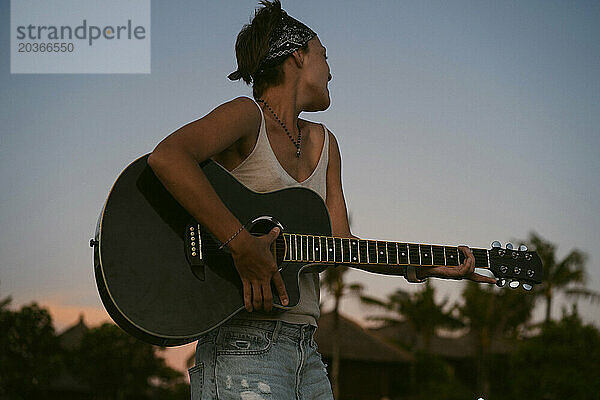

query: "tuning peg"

left=506, top=242, right=513, bottom=250
left=519, top=244, right=528, bottom=251
left=522, top=283, right=533, bottom=291
left=496, top=278, right=507, bottom=288
left=509, top=280, right=520, bottom=289
left=491, top=241, right=501, bottom=248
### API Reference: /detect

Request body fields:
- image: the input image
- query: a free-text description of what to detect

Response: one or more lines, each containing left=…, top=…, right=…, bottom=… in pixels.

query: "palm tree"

left=361, top=282, right=461, bottom=352
left=319, top=212, right=364, bottom=399
left=525, top=232, right=598, bottom=323
left=320, top=264, right=363, bottom=399
left=457, top=282, right=535, bottom=396
left=360, top=282, right=463, bottom=397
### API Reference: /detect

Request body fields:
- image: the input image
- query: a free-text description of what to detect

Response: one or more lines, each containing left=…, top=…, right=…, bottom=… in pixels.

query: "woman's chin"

left=307, top=93, right=331, bottom=112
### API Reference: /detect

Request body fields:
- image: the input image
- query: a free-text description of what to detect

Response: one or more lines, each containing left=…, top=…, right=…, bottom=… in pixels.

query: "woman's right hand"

left=229, top=227, right=289, bottom=312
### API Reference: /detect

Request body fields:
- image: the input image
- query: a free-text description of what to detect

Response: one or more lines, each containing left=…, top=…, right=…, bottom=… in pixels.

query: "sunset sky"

left=2, top=0, right=599, bottom=372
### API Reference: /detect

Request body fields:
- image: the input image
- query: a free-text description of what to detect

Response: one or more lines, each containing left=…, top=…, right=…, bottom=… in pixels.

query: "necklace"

left=256, top=99, right=302, bottom=158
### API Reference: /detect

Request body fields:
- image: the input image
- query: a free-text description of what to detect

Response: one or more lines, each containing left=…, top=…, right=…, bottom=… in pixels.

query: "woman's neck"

left=259, top=85, right=303, bottom=130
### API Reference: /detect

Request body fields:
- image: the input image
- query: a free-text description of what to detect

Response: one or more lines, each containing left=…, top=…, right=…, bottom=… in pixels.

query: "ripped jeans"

left=188, top=319, right=333, bottom=400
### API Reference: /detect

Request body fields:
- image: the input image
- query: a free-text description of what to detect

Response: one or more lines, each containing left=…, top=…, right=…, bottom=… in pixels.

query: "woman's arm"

left=148, top=97, right=289, bottom=312
left=324, top=129, right=495, bottom=284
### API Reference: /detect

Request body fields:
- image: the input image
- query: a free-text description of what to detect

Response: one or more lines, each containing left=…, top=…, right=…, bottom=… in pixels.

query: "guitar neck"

left=280, top=233, right=490, bottom=270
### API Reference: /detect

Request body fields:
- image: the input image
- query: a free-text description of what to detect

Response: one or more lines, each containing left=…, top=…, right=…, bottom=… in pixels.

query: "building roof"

left=58, top=314, right=88, bottom=350
left=52, top=315, right=91, bottom=392
left=372, top=322, right=514, bottom=358
left=314, top=312, right=413, bottom=363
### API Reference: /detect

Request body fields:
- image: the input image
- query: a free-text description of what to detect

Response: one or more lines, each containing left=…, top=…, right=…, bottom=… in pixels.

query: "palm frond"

left=360, top=295, right=391, bottom=309
left=347, top=283, right=364, bottom=294
left=0, top=295, right=12, bottom=310
left=364, top=315, right=404, bottom=326
left=564, top=287, right=600, bottom=303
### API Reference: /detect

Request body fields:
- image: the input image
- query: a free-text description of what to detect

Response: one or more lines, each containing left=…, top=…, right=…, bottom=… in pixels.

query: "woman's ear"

left=291, top=50, right=304, bottom=68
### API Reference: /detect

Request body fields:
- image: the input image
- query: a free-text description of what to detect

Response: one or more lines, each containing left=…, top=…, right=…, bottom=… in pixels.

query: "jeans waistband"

left=227, top=318, right=316, bottom=341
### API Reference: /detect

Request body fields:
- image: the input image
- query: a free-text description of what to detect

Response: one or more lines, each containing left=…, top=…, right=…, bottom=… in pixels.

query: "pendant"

left=296, top=148, right=301, bottom=158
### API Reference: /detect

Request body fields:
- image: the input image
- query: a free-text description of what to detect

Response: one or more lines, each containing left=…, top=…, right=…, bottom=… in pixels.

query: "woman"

left=148, top=1, right=494, bottom=398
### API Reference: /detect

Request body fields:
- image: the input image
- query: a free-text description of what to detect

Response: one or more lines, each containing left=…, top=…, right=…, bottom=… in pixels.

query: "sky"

left=2, top=0, right=599, bottom=372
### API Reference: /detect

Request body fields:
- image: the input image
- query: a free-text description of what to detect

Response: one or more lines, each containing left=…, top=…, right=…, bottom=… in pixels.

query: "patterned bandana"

left=228, top=10, right=316, bottom=81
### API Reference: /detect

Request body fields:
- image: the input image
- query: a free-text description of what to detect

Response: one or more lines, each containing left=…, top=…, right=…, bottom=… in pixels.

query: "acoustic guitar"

left=91, top=155, right=543, bottom=346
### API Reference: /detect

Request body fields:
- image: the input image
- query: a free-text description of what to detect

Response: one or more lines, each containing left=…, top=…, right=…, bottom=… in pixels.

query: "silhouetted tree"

left=319, top=212, right=364, bottom=399
left=0, top=297, right=62, bottom=399
left=70, top=323, right=183, bottom=400
left=362, top=282, right=462, bottom=351
left=512, top=305, right=600, bottom=399
left=361, top=282, right=465, bottom=397
left=525, top=232, right=598, bottom=323
left=457, top=282, right=535, bottom=398
left=320, top=265, right=363, bottom=399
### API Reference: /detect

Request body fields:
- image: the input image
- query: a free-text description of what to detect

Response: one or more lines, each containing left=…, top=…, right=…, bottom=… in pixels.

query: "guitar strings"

left=196, top=236, right=491, bottom=269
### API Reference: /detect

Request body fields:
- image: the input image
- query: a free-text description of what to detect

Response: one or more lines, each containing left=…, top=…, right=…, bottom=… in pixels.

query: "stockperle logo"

left=11, top=0, right=150, bottom=74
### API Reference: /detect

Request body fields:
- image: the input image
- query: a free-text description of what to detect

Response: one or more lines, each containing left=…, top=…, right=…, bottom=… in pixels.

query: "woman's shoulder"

left=299, top=118, right=336, bottom=142
left=227, top=96, right=260, bottom=117
left=211, top=96, right=262, bottom=137
left=299, top=118, right=327, bottom=132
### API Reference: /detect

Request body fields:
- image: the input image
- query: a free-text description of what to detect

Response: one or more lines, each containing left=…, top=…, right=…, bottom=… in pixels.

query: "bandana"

left=228, top=10, right=316, bottom=81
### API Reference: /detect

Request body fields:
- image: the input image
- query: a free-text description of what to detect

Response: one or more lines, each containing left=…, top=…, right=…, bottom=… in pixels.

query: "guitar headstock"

left=488, top=241, right=543, bottom=290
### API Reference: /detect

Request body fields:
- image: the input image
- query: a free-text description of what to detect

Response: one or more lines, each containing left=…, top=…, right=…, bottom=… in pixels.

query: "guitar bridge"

left=185, top=222, right=205, bottom=280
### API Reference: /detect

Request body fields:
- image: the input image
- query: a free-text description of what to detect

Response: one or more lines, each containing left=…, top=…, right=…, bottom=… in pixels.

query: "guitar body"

left=93, top=155, right=331, bottom=346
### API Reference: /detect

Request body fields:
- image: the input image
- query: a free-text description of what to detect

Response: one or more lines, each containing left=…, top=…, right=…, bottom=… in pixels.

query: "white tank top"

left=230, top=99, right=329, bottom=200
left=227, top=97, right=329, bottom=326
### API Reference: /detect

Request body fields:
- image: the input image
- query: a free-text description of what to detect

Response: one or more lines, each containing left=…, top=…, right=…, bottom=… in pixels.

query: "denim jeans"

left=188, top=319, right=334, bottom=400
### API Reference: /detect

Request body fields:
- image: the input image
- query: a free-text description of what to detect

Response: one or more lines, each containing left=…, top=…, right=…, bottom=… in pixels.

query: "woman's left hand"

left=417, top=245, right=497, bottom=284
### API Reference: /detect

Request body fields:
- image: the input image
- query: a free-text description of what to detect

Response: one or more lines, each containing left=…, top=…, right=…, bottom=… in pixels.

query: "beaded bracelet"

left=218, top=224, right=246, bottom=250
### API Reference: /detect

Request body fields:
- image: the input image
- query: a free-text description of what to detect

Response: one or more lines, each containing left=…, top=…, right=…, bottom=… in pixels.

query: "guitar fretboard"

left=281, top=233, right=490, bottom=269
